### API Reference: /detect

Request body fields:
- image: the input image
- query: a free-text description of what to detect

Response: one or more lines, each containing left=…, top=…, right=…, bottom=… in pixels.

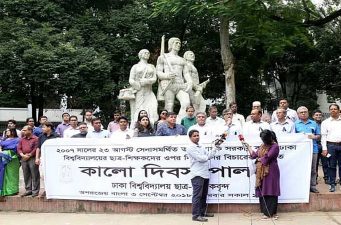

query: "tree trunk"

left=219, top=16, right=235, bottom=108
left=30, top=82, right=37, bottom=121
left=38, top=92, right=44, bottom=121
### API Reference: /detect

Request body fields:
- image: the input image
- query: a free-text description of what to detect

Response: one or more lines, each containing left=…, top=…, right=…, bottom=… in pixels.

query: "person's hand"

left=196, top=86, right=203, bottom=92
left=322, top=150, right=328, bottom=157
left=21, top=154, right=29, bottom=161
left=35, top=158, right=40, bottom=165
left=167, top=72, right=176, bottom=79
left=307, top=134, right=315, bottom=139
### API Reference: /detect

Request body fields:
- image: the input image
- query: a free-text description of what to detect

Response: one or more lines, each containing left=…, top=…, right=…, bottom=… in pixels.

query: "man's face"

left=27, top=119, right=35, bottom=127
left=63, top=114, right=70, bottom=122
left=190, top=132, right=200, bottom=144
left=276, top=109, right=286, bottom=120
left=196, top=114, right=206, bottom=126
left=69, top=117, right=78, bottom=127
left=42, top=125, right=51, bottom=134
left=7, top=122, right=15, bottom=129
left=92, top=120, right=102, bottom=131
left=298, top=109, right=309, bottom=120
left=167, top=115, right=177, bottom=126
left=231, top=104, right=237, bottom=113
left=329, top=105, right=340, bottom=118
left=119, top=119, right=128, bottom=131
left=312, top=112, right=322, bottom=122
left=187, top=108, right=195, bottom=118
left=40, top=117, right=47, bottom=125
left=21, top=126, right=32, bottom=137
left=78, top=124, right=88, bottom=134
left=114, top=114, right=120, bottom=122
left=209, top=108, right=218, bottom=119
left=85, top=112, right=93, bottom=121
left=279, top=100, right=289, bottom=109
left=223, top=111, right=233, bottom=121
left=250, top=110, right=261, bottom=122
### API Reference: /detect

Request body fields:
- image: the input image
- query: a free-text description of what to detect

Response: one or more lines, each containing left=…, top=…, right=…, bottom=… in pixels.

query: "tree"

left=152, top=0, right=341, bottom=109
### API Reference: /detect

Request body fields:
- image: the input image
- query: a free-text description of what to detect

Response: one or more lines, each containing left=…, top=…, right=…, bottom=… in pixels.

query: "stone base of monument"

left=0, top=192, right=340, bottom=213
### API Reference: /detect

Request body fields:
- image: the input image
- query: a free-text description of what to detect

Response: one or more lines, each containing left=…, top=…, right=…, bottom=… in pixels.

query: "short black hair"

left=312, top=109, right=322, bottom=114
left=118, top=116, right=129, bottom=122
left=43, top=122, right=54, bottom=129
left=62, top=112, right=70, bottom=117
left=167, top=112, right=177, bottom=117
left=7, top=119, right=16, bottom=124
left=329, top=103, right=340, bottom=110
left=91, top=117, right=101, bottom=125
left=26, top=117, right=35, bottom=123
left=188, top=129, right=199, bottom=137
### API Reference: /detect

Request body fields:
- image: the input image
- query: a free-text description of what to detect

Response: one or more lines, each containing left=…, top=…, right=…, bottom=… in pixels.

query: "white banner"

left=42, top=134, right=312, bottom=203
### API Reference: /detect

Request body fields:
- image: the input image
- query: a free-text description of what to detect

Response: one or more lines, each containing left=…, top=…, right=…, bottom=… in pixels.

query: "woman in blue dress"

left=0, top=128, right=20, bottom=196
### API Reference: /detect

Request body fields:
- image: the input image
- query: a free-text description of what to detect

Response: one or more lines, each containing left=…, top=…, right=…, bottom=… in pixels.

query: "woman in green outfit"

left=0, top=128, right=20, bottom=196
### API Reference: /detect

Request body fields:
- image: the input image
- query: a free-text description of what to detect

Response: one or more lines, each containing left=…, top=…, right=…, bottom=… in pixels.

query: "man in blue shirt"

left=156, top=112, right=186, bottom=136
left=295, top=106, right=321, bottom=193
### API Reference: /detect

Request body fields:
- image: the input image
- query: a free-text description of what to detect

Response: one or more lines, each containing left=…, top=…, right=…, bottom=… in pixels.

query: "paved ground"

left=1, top=212, right=341, bottom=225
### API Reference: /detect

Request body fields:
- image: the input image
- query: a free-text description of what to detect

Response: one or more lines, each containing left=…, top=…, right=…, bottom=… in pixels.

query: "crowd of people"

left=0, top=99, right=340, bottom=221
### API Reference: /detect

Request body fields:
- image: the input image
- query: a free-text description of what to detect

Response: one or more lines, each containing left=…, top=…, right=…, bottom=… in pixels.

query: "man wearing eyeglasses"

left=270, top=107, right=295, bottom=136
left=63, top=115, right=80, bottom=138
left=71, top=123, right=88, bottom=138
left=295, top=106, right=321, bottom=193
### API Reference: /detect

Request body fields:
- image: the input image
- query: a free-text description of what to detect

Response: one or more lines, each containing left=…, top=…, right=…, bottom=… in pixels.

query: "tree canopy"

left=0, top=0, right=340, bottom=122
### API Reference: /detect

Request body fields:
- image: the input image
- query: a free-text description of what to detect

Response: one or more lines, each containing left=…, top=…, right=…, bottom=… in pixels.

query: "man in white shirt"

left=229, top=102, right=245, bottom=128
left=206, top=105, right=224, bottom=127
left=110, top=116, right=134, bottom=140
left=86, top=118, right=110, bottom=138
left=63, top=115, right=80, bottom=138
left=271, top=99, right=298, bottom=123
left=243, top=109, right=270, bottom=137
left=270, top=107, right=295, bottom=136
left=321, top=103, right=341, bottom=192
left=187, top=112, right=214, bottom=138
left=219, top=108, right=242, bottom=137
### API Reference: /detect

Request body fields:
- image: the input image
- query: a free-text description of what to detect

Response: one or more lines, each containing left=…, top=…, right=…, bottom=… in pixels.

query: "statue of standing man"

left=156, top=37, right=192, bottom=121
left=183, top=51, right=209, bottom=113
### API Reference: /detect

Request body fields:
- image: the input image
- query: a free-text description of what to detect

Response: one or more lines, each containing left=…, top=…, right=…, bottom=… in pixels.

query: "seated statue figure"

left=183, top=51, right=209, bottom=113
left=128, top=49, right=158, bottom=125
left=156, top=37, right=192, bottom=122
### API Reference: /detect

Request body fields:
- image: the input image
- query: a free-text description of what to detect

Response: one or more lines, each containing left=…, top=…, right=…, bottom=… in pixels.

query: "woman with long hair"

left=153, top=109, right=168, bottom=132
left=247, top=129, right=280, bottom=220
left=134, top=116, right=155, bottom=137
left=0, top=128, right=20, bottom=196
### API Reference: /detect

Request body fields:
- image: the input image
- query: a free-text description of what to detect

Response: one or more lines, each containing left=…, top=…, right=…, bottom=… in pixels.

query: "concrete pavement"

left=1, top=212, right=341, bottom=225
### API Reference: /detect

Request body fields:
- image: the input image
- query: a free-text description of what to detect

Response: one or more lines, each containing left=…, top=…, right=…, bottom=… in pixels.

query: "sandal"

left=261, top=215, right=270, bottom=220
left=273, top=214, right=279, bottom=220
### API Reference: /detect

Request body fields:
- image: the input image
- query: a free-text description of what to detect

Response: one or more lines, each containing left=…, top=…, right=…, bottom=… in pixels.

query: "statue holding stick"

left=156, top=36, right=192, bottom=121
